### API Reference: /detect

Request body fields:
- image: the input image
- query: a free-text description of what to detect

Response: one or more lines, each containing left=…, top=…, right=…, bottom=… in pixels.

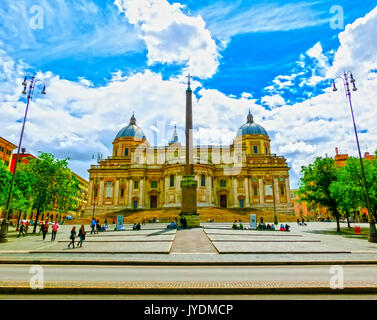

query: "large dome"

left=236, top=111, right=268, bottom=137
left=115, top=113, right=146, bottom=140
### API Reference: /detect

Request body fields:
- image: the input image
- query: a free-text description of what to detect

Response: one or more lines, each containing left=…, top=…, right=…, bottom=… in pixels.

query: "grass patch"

left=310, top=227, right=370, bottom=240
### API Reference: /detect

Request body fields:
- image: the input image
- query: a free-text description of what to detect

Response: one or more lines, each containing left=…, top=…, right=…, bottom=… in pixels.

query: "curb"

left=1, top=259, right=377, bottom=266
left=1, top=286, right=377, bottom=295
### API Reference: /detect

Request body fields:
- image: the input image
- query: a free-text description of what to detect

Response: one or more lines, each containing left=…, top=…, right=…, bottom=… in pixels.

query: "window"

left=124, top=148, right=129, bottom=156
left=253, top=187, right=258, bottom=196
left=134, top=181, right=139, bottom=189
left=211, top=177, right=214, bottom=189
left=220, top=180, right=226, bottom=188
left=0, top=146, right=4, bottom=152
left=280, top=186, right=285, bottom=196
left=6, top=150, right=11, bottom=156
left=265, top=147, right=268, bottom=154
left=253, top=146, right=259, bottom=154
left=94, top=189, right=98, bottom=198
left=201, top=174, right=206, bottom=187
left=115, top=149, right=118, bottom=157
left=151, top=181, right=158, bottom=188
left=120, top=188, right=124, bottom=198
left=170, top=175, right=175, bottom=187
left=174, top=150, right=178, bottom=157
left=105, top=181, right=113, bottom=198
left=5, top=160, right=9, bottom=166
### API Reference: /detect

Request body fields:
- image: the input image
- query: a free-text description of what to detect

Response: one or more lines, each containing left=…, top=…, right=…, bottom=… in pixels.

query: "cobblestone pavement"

left=1, top=280, right=377, bottom=289
left=1, top=222, right=377, bottom=263
left=170, top=229, right=218, bottom=253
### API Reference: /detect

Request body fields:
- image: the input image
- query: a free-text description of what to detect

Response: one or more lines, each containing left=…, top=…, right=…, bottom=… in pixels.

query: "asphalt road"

left=1, top=264, right=377, bottom=282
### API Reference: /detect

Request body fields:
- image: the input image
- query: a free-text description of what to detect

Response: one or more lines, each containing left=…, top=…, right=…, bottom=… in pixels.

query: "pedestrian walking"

left=18, top=223, right=26, bottom=238
left=68, top=226, right=77, bottom=248
left=90, top=218, right=96, bottom=234
left=105, top=218, right=108, bottom=229
left=77, top=224, right=86, bottom=247
left=42, top=221, right=49, bottom=240
left=51, top=221, right=59, bottom=241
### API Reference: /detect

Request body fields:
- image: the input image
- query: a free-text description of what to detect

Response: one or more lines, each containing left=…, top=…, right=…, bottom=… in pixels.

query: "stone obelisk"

left=179, top=74, right=200, bottom=227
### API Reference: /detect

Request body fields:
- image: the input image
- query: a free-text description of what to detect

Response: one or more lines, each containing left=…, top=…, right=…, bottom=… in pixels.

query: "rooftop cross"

left=186, top=74, right=192, bottom=90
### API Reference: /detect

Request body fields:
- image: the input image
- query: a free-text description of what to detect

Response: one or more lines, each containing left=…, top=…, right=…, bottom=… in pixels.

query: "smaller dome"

left=115, top=113, right=146, bottom=140
left=236, top=111, right=268, bottom=137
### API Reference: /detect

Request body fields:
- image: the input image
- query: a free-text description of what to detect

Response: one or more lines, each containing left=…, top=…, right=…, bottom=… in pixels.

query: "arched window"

left=124, top=148, right=129, bottom=156
left=170, top=175, right=175, bottom=187
left=201, top=174, right=206, bottom=187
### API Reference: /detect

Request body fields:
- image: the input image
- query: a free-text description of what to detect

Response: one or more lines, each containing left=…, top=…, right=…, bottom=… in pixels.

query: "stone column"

left=259, top=178, right=264, bottom=204
left=165, top=176, right=169, bottom=205
left=244, top=177, right=250, bottom=207
left=114, top=179, right=119, bottom=206
left=233, top=177, right=238, bottom=208
left=128, top=179, right=132, bottom=208
left=274, top=178, right=280, bottom=203
left=139, top=178, right=144, bottom=208
left=98, top=179, right=104, bottom=206
left=88, top=179, right=93, bottom=205
left=207, top=175, right=211, bottom=204
left=285, top=177, right=291, bottom=202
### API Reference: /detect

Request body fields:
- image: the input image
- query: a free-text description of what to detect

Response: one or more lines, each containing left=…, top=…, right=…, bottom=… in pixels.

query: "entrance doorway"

left=133, top=200, right=138, bottom=210
left=220, top=195, right=227, bottom=208
left=150, top=196, right=157, bottom=208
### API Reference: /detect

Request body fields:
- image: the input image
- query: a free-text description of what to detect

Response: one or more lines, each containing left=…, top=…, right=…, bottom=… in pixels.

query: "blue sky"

left=0, top=0, right=377, bottom=187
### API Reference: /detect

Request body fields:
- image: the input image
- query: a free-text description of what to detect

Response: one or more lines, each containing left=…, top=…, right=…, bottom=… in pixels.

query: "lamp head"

left=332, top=82, right=337, bottom=92
left=352, top=82, right=358, bottom=91
left=41, top=86, right=46, bottom=95
left=350, top=73, right=356, bottom=83
left=22, top=76, right=27, bottom=86
left=22, top=85, right=27, bottom=95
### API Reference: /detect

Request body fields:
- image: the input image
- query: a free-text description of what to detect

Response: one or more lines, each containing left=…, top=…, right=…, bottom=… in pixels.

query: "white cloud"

left=197, top=1, right=328, bottom=41
left=0, top=0, right=143, bottom=62
left=1, top=5, right=377, bottom=190
left=327, top=6, right=377, bottom=78
left=261, top=95, right=285, bottom=109
left=114, top=0, right=220, bottom=79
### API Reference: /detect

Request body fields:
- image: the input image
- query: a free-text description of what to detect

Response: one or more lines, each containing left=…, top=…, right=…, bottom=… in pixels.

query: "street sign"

left=250, top=214, right=257, bottom=230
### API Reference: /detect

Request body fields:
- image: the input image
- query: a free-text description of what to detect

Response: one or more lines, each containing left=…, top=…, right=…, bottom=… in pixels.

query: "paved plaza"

left=1, top=222, right=377, bottom=263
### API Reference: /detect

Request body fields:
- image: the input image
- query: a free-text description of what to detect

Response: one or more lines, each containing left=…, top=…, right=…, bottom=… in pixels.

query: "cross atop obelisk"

left=186, top=74, right=192, bottom=90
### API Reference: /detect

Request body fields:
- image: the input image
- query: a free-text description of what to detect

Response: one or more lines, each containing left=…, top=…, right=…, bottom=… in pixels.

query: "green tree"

left=0, top=161, right=12, bottom=212
left=11, top=166, right=35, bottom=227
left=25, top=153, right=81, bottom=233
left=330, top=168, right=360, bottom=228
left=54, top=168, right=80, bottom=218
left=298, top=157, right=342, bottom=232
left=331, top=156, right=377, bottom=220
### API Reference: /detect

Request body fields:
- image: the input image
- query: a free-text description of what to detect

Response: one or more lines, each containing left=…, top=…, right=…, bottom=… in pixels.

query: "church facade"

left=84, top=111, right=294, bottom=216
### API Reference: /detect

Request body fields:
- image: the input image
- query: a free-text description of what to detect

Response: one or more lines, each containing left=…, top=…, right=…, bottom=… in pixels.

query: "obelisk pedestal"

left=179, top=75, right=200, bottom=227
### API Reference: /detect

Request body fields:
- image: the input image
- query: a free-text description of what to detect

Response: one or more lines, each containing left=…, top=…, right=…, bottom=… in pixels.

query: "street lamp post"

left=332, top=72, right=377, bottom=243
left=269, top=153, right=278, bottom=226
left=0, top=76, right=46, bottom=243
left=91, top=152, right=103, bottom=220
